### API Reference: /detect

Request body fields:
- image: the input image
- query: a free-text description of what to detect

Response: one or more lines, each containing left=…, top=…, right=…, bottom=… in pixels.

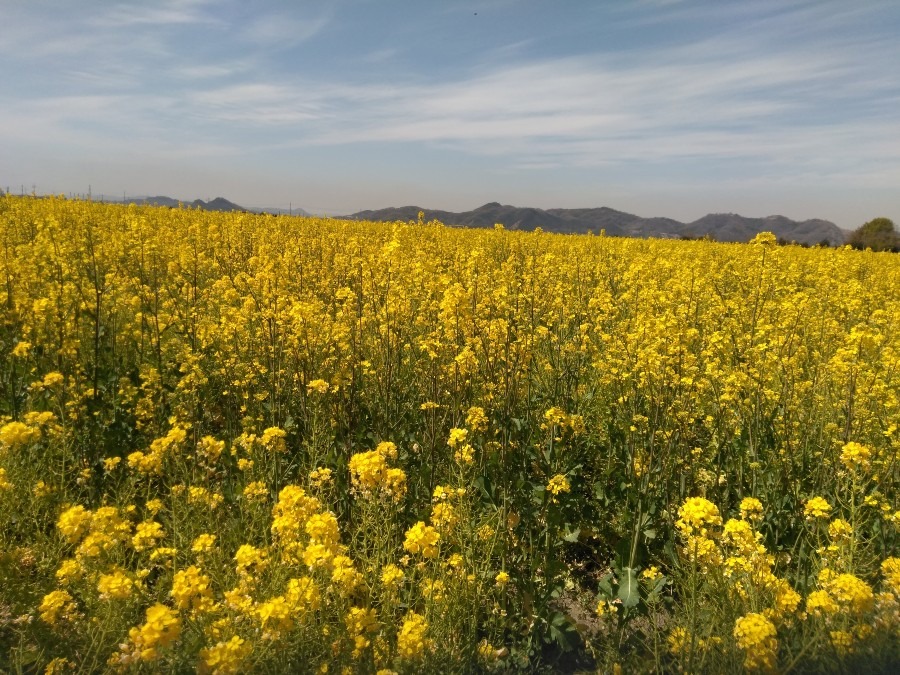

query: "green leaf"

left=598, top=573, right=614, bottom=598
left=474, top=475, right=494, bottom=502
left=563, top=527, right=581, bottom=543
left=617, top=567, right=640, bottom=608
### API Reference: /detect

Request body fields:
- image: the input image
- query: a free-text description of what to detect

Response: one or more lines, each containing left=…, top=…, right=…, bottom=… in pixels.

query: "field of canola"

left=0, top=194, right=898, bottom=673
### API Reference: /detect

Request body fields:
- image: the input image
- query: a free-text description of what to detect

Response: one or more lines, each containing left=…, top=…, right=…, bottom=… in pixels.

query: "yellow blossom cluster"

left=112, top=604, right=181, bottom=665
left=2, top=196, right=899, bottom=672
left=199, top=635, right=251, bottom=675
left=403, top=522, right=440, bottom=558
left=39, top=590, right=77, bottom=625
left=171, top=565, right=215, bottom=613
left=733, top=612, right=778, bottom=671
left=98, top=569, right=135, bottom=600
left=0, top=420, right=42, bottom=452
left=396, top=611, right=431, bottom=660
left=127, top=425, right=187, bottom=476
left=675, top=497, right=723, bottom=569
left=546, top=474, right=571, bottom=500
left=348, top=442, right=407, bottom=501
left=840, top=441, right=872, bottom=472
left=803, top=496, right=832, bottom=520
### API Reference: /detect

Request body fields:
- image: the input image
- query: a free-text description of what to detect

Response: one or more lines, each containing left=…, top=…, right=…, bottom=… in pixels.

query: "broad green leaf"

left=617, top=567, right=640, bottom=608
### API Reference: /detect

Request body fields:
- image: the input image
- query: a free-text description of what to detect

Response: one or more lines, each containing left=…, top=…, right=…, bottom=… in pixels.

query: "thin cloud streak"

left=242, top=12, right=332, bottom=46
left=92, top=0, right=218, bottom=28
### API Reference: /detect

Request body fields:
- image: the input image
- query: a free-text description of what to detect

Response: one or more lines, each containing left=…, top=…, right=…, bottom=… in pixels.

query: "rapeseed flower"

left=132, top=520, right=165, bottom=552
left=57, top=505, right=92, bottom=544
left=305, top=512, right=340, bottom=548
left=465, top=406, right=488, bottom=432
left=98, top=569, right=134, bottom=600
left=39, top=590, right=76, bottom=625
left=197, top=436, right=225, bottom=463
left=828, top=518, right=853, bottom=541
left=234, top=545, right=267, bottom=576
left=309, top=467, right=333, bottom=488
left=397, top=612, right=431, bottom=660
left=348, top=444, right=405, bottom=500
left=881, top=557, right=900, bottom=594
left=430, top=502, right=458, bottom=531
left=840, top=442, right=872, bottom=472
left=641, top=566, right=663, bottom=584
left=804, top=497, right=832, bottom=520
left=381, top=564, right=404, bottom=592
left=192, top=534, right=217, bottom=554
left=403, top=522, right=440, bottom=558
left=676, top=497, right=722, bottom=537
left=733, top=612, right=778, bottom=671
left=55, top=559, right=82, bottom=584
left=118, top=603, right=181, bottom=663
left=806, top=590, right=839, bottom=616
left=330, top=555, right=363, bottom=594
left=739, top=497, right=764, bottom=522
left=447, top=428, right=468, bottom=448
left=0, top=421, right=40, bottom=450
left=199, top=635, right=251, bottom=674
left=172, top=565, right=215, bottom=612
left=824, top=572, right=874, bottom=614
left=546, top=474, right=570, bottom=499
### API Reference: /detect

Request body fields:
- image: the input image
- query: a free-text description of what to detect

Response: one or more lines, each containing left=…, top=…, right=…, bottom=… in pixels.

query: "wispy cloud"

left=5, top=18, right=897, bottom=185
left=170, top=32, right=892, bottom=182
left=188, top=84, right=324, bottom=124
left=174, top=63, right=254, bottom=80
left=242, top=11, right=332, bottom=46
left=93, top=0, right=217, bottom=28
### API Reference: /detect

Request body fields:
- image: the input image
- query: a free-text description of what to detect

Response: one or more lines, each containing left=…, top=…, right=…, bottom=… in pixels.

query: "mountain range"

left=349, top=203, right=847, bottom=246
left=122, top=195, right=309, bottom=216
left=116, top=196, right=846, bottom=246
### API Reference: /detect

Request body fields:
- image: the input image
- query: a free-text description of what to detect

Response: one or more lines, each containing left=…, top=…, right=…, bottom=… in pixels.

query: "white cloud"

left=273, top=40, right=897, bottom=179
left=242, top=12, right=331, bottom=45
left=174, top=64, right=248, bottom=80
left=6, top=21, right=896, bottom=185
left=93, top=0, right=218, bottom=28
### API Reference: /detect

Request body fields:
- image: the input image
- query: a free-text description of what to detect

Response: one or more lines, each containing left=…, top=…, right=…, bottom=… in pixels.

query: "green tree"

left=846, top=217, right=899, bottom=252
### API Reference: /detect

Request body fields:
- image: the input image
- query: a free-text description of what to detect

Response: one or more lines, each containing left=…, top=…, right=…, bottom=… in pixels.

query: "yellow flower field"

left=0, top=195, right=898, bottom=673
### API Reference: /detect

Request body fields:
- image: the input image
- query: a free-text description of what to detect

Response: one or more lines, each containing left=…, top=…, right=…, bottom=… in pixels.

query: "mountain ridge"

left=121, top=195, right=310, bottom=216
left=349, top=203, right=846, bottom=245
left=111, top=196, right=845, bottom=245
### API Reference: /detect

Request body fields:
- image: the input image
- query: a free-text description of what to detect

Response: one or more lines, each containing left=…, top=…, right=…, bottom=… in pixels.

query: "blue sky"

left=2, top=0, right=899, bottom=228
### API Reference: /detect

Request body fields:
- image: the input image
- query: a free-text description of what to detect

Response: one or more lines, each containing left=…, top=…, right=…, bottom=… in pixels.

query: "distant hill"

left=349, top=203, right=846, bottom=246
left=121, top=196, right=309, bottom=216
left=678, top=213, right=846, bottom=245
left=123, top=196, right=246, bottom=211
left=123, top=196, right=183, bottom=208
left=114, top=197, right=845, bottom=245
